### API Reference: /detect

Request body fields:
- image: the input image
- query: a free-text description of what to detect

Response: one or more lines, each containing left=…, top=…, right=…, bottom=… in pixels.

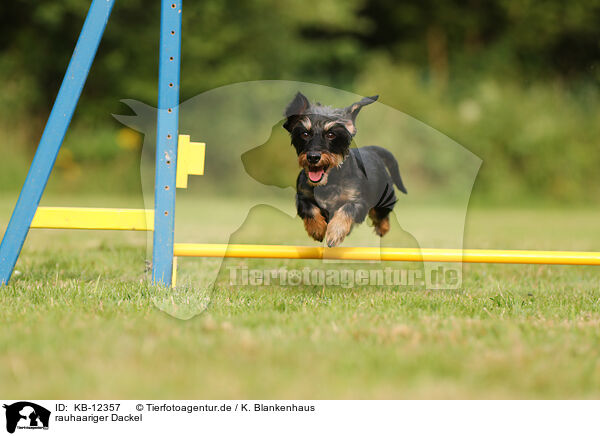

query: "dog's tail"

left=368, top=146, right=407, bottom=194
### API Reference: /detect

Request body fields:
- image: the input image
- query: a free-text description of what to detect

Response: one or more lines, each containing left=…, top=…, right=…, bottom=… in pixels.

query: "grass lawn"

left=1, top=194, right=599, bottom=399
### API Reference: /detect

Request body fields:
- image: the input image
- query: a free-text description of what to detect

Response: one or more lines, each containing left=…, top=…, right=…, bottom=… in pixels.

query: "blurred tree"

left=3, top=0, right=599, bottom=122
left=1, top=0, right=600, bottom=201
left=0, top=0, right=366, bottom=124
left=356, top=0, right=600, bottom=84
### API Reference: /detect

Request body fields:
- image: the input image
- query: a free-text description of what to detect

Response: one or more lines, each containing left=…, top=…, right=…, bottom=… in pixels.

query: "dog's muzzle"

left=306, top=152, right=324, bottom=182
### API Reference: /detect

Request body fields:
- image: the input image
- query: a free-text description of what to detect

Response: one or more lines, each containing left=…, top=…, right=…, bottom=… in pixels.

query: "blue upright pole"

left=0, top=0, right=116, bottom=285
left=152, top=0, right=182, bottom=286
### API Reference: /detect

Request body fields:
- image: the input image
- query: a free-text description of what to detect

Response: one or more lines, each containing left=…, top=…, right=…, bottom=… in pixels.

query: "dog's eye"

left=325, top=131, right=336, bottom=140
left=301, top=131, right=310, bottom=139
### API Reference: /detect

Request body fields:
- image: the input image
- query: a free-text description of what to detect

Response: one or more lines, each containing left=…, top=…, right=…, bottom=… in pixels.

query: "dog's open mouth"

left=307, top=166, right=327, bottom=183
left=298, top=152, right=343, bottom=185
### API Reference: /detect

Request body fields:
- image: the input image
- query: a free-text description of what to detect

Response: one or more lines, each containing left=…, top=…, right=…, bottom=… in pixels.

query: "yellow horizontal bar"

left=32, top=207, right=154, bottom=231
left=173, top=243, right=600, bottom=265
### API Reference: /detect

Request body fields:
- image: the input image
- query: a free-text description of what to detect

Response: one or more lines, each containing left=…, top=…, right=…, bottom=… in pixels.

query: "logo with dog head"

left=3, top=402, right=50, bottom=434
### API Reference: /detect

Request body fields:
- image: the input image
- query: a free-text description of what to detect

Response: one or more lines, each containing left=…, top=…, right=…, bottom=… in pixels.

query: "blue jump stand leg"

left=0, top=0, right=116, bottom=285
left=151, top=0, right=182, bottom=286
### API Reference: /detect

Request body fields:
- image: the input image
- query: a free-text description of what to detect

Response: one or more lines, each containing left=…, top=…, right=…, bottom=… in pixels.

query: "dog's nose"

left=306, top=152, right=321, bottom=164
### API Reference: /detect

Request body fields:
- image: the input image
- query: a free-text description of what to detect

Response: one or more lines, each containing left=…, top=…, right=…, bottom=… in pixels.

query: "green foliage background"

left=1, top=0, right=599, bottom=203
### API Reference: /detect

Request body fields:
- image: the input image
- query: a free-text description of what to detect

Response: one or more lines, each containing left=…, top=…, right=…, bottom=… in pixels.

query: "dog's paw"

left=325, top=227, right=346, bottom=247
left=308, top=228, right=325, bottom=242
left=303, top=215, right=327, bottom=242
left=374, top=216, right=390, bottom=237
left=325, top=210, right=353, bottom=247
left=369, top=209, right=390, bottom=237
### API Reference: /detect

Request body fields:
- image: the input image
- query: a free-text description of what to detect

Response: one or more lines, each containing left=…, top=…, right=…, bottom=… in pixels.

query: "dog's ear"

left=283, top=92, right=310, bottom=132
left=345, top=95, right=378, bottom=123
left=340, top=95, right=378, bottom=136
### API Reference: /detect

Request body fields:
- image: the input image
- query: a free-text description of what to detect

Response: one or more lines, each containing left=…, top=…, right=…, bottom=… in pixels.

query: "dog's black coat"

left=296, top=146, right=406, bottom=224
left=284, top=92, right=407, bottom=247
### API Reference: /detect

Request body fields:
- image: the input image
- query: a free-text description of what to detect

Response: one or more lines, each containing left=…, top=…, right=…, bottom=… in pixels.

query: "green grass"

left=1, top=194, right=600, bottom=399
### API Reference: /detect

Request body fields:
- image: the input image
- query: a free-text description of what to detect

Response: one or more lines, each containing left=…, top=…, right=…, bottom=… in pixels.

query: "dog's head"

left=283, top=92, right=378, bottom=186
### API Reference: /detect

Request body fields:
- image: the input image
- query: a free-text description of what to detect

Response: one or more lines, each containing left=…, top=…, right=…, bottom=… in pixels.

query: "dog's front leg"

left=325, top=203, right=367, bottom=247
left=297, top=195, right=327, bottom=242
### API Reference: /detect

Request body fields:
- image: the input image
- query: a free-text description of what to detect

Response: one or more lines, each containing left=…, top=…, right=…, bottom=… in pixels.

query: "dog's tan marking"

left=369, top=208, right=390, bottom=237
left=303, top=206, right=327, bottom=242
left=300, top=117, right=312, bottom=131
left=320, top=151, right=345, bottom=168
left=343, top=120, right=356, bottom=136
left=298, top=152, right=308, bottom=168
left=339, top=187, right=360, bottom=203
left=326, top=208, right=354, bottom=247
left=324, top=121, right=338, bottom=131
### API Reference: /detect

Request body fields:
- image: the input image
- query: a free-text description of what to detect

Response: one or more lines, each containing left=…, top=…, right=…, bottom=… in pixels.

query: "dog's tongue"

left=308, top=169, right=324, bottom=182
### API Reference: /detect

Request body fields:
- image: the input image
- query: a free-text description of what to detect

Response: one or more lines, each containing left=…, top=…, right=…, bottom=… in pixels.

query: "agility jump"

left=1, top=0, right=599, bottom=288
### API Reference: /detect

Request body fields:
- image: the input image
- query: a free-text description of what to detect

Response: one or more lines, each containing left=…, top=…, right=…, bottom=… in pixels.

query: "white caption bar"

left=0, top=400, right=597, bottom=435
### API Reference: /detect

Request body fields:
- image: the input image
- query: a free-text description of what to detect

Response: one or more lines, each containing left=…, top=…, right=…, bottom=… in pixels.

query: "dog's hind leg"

left=369, top=207, right=391, bottom=237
